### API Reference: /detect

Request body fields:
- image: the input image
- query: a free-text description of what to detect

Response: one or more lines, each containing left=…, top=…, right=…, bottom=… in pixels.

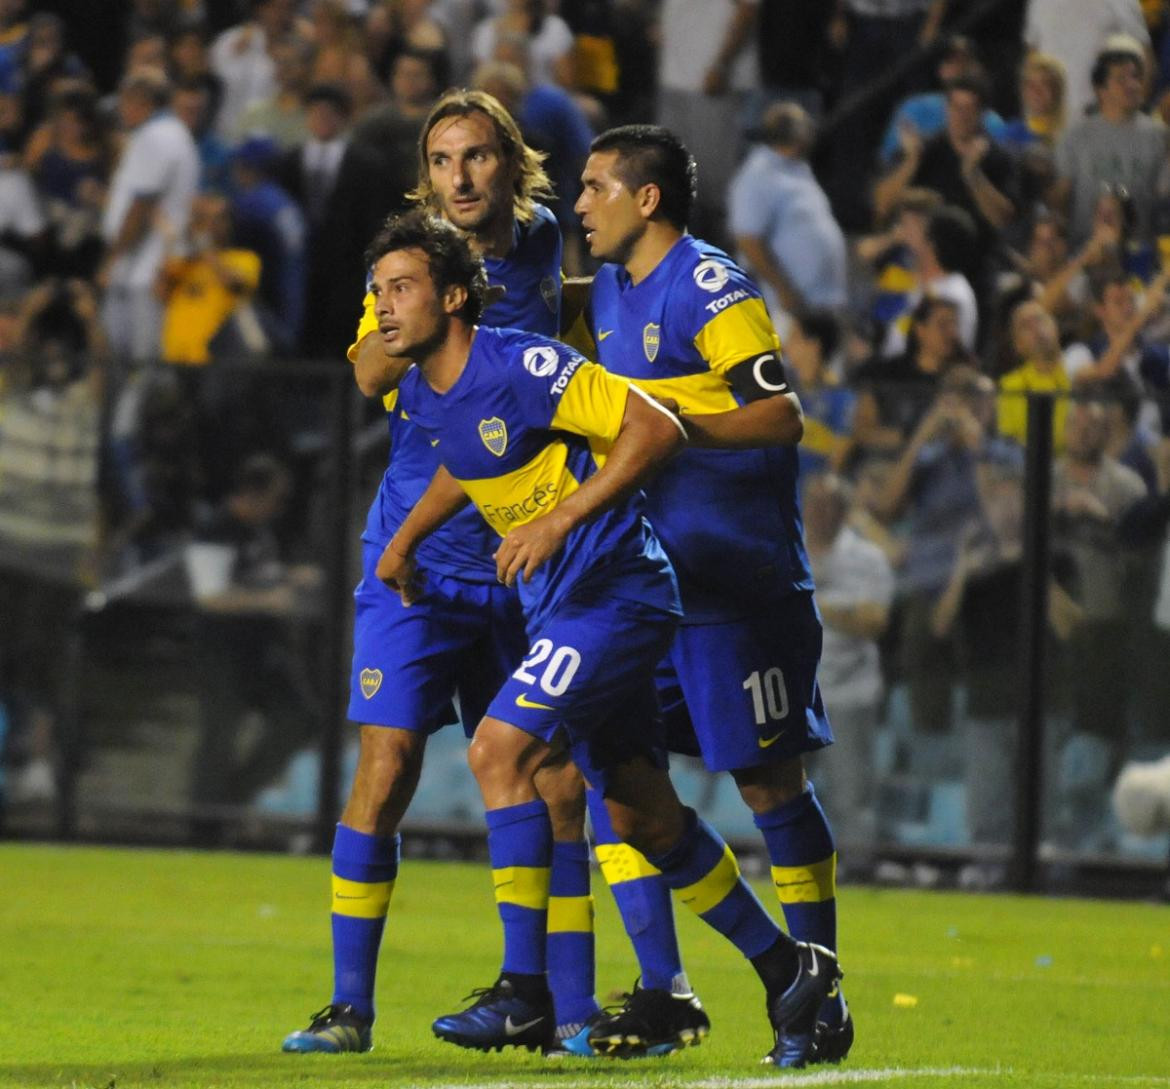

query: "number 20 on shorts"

left=513, top=638, right=582, bottom=697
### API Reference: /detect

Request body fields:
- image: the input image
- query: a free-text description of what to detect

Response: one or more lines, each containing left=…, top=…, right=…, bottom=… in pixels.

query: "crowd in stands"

left=2, top=0, right=1170, bottom=859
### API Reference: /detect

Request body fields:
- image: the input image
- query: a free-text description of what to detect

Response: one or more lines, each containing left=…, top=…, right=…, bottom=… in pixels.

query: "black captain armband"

left=726, top=352, right=791, bottom=402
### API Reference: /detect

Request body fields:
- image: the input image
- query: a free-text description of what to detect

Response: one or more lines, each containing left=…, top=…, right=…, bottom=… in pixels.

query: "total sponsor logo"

left=482, top=480, right=559, bottom=526
left=705, top=288, right=749, bottom=315
left=550, top=355, right=583, bottom=396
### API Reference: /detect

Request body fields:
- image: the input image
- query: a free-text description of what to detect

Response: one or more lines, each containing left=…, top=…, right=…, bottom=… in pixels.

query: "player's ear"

left=442, top=283, right=468, bottom=316
left=638, top=182, right=661, bottom=220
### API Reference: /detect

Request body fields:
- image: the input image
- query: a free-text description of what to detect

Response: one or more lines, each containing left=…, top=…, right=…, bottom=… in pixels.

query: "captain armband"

left=725, top=352, right=791, bottom=402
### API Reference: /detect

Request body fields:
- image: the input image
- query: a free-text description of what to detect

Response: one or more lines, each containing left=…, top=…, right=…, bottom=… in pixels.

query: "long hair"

left=407, top=89, right=553, bottom=225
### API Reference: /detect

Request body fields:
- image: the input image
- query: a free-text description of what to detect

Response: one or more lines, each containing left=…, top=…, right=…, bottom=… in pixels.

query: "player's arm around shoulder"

left=348, top=291, right=412, bottom=398
left=495, top=366, right=686, bottom=586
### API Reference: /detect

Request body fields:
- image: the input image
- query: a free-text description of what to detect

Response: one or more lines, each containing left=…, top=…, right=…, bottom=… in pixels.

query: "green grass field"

left=1, top=843, right=1168, bottom=1089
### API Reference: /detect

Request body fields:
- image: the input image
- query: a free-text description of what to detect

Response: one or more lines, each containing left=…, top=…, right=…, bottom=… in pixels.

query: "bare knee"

left=534, top=757, right=586, bottom=841
left=467, top=717, right=549, bottom=810
left=604, top=761, right=685, bottom=857
left=341, top=726, right=427, bottom=837
left=732, top=757, right=807, bottom=814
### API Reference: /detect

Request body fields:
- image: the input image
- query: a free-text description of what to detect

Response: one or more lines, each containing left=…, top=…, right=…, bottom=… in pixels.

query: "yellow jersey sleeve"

left=550, top=361, right=630, bottom=444
left=692, top=296, right=781, bottom=378
left=347, top=291, right=378, bottom=364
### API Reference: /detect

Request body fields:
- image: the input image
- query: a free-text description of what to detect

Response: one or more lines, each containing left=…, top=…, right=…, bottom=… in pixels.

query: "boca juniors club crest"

left=540, top=275, right=558, bottom=313
left=643, top=323, right=661, bottom=362
left=359, top=668, right=383, bottom=699
left=479, top=416, right=508, bottom=456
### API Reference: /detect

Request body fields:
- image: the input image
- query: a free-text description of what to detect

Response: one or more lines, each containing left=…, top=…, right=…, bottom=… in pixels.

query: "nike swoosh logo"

left=430, top=438, right=440, bottom=446
left=807, top=950, right=820, bottom=978
left=515, top=692, right=555, bottom=710
left=758, top=731, right=784, bottom=748
left=504, top=1015, right=544, bottom=1036
left=597, top=329, right=614, bottom=341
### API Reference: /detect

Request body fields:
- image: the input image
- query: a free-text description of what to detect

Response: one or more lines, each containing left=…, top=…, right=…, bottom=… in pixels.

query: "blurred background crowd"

left=2, top=0, right=1170, bottom=891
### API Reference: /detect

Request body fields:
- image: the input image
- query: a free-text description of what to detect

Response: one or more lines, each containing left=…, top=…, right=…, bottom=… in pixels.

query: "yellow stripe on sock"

left=547, top=894, right=594, bottom=933
left=492, top=866, right=550, bottom=909
left=595, top=843, right=661, bottom=885
left=673, top=843, right=741, bottom=916
left=771, top=854, right=837, bottom=904
left=331, top=875, right=395, bottom=919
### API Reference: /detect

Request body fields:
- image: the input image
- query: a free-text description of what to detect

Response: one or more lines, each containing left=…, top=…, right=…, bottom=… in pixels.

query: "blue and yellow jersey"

left=586, top=234, right=812, bottom=622
left=352, top=205, right=563, bottom=581
left=397, top=327, right=680, bottom=632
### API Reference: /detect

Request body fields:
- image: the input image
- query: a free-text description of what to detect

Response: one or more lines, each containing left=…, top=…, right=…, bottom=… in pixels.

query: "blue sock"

left=486, top=799, right=552, bottom=978
left=753, top=784, right=838, bottom=953
left=648, top=808, right=782, bottom=960
left=547, top=839, right=600, bottom=1028
left=331, top=823, right=400, bottom=1020
left=587, top=786, right=685, bottom=992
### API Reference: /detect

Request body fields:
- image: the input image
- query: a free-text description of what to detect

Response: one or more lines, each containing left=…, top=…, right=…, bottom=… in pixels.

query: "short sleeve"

left=728, top=165, right=774, bottom=239
left=347, top=291, right=377, bottom=363
left=550, top=361, right=630, bottom=444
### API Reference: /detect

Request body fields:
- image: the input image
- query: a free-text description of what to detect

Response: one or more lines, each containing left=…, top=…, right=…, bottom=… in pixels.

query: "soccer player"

left=282, top=90, right=695, bottom=1059
left=371, top=208, right=843, bottom=1070
left=574, top=125, right=853, bottom=1066
left=281, top=89, right=577, bottom=1056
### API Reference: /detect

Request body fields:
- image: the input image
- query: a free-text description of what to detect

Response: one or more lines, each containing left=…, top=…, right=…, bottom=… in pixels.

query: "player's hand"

left=494, top=511, right=573, bottom=587
left=376, top=537, right=424, bottom=604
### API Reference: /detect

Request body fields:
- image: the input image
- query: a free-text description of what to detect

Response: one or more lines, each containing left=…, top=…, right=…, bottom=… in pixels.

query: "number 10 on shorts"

left=743, top=667, right=788, bottom=725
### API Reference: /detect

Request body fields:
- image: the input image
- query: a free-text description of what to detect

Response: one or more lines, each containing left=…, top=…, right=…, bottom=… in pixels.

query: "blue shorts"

left=660, top=591, right=833, bottom=772
left=486, top=588, right=678, bottom=790
left=348, top=541, right=527, bottom=734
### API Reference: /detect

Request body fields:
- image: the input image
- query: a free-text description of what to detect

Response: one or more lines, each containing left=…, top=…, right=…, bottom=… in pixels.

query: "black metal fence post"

left=315, top=370, right=354, bottom=853
left=1012, top=393, right=1054, bottom=892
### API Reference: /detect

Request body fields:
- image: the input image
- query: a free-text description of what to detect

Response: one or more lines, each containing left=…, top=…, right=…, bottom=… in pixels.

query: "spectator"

left=874, top=75, right=1017, bottom=280
left=997, top=299, right=1074, bottom=452
left=728, top=102, right=848, bottom=325
left=159, top=193, right=263, bottom=367
left=874, top=367, right=1022, bottom=741
left=231, top=33, right=314, bottom=149
left=167, top=23, right=224, bottom=129
left=188, top=452, right=322, bottom=840
left=99, top=66, right=200, bottom=365
left=173, top=77, right=232, bottom=193
left=1050, top=397, right=1149, bottom=846
left=209, top=0, right=305, bottom=140
left=804, top=471, right=894, bottom=854
left=0, top=277, right=105, bottom=806
left=1050, top=45, right=1168, bottom=247
left=785, top=307, right=854, bottom=476
left=0, top=146, right=46, bottom=283
left=364, top=0, right=450, bottom=87
left=16, top=13, right=90, bottom=135
left=825, top=0, right=949, bottom=230
left=998, top=51, right=1067, bottom=149
left=307, top=0, right=381, bottom=117
left=877, top=34, right=1004, bottom=167
left=230, top=135, right=306, bottom=348
left=854, top=187, right=942, bottom=349
left=350, top=46, right=440, bottom=211
left=880, top=205, right=980, bottom=357
left=275, top=82, right=394, bottom=355
left=656, top=0, right=758, bottom=246
left=471, top=0, right=575, bottom=90
left=23, top=82, right=108, bottom=279
left=853, top=294, right=968, bottom=457
left=1024, top=0, right=1151, bottom=120
left=1069, top=269, right=1170, bottom=436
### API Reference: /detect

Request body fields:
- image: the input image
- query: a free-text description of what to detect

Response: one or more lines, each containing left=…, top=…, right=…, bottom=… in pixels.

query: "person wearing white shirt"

left=99, top=68, right=199, bottom=363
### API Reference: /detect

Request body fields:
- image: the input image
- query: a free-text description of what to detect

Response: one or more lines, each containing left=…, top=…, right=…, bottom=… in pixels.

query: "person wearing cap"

left=727, top=101, right=847, bottom=328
